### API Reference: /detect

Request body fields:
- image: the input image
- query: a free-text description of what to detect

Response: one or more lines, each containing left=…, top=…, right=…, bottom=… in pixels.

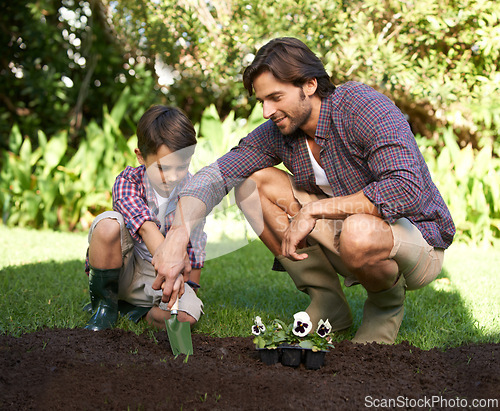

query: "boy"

left=84, top=105, right=206, bottom=331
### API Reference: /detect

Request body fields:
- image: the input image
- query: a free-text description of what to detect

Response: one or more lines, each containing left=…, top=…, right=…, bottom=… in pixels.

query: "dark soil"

left=1, top=328, right=499, bottom=410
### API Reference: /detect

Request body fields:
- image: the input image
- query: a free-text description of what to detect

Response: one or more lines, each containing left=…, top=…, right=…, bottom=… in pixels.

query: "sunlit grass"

left=0, top=225, right=498, bottom=350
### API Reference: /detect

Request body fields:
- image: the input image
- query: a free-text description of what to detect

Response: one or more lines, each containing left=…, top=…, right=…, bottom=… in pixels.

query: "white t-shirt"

left=306, top=140, right=333, bottom=197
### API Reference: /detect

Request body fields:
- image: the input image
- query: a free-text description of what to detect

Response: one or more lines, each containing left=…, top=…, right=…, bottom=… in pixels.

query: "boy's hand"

left=151, top=226, right=191, bottom=308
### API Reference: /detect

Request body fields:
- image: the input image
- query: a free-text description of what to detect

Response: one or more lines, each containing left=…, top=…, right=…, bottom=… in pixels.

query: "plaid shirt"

left=86, top=165, right=206, bottom=274
left=181, top=81, right=455, bottom=249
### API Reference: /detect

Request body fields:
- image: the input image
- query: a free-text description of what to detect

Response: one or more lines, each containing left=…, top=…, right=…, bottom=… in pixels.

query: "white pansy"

left=292, top=311, right=312, bottom=337
left=251, top=324, right=262, bottom=336
left=316, top=319, right=332, bottom=338
left=252, top=316, right=266, bottom=334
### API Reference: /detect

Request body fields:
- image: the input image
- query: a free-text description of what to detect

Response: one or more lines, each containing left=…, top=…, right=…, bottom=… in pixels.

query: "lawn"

left=0, top=225, right=498, bottom=350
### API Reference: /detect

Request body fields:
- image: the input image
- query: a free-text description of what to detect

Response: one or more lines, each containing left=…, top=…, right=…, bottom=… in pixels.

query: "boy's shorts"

left=288, top=176, right=445, bottom=291
left=88, top=211, right=204, bottom=321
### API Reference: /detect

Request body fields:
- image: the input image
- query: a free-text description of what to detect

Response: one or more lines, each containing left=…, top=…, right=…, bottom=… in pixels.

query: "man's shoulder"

left=334, top=81, right=381, bottom=100
left=331, top=81, right=393, bottom=113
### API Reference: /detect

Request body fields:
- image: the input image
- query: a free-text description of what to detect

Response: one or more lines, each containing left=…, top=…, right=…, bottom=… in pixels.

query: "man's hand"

left=281, top=192, right=381, bottom=260
left=281, top=206, right=316, bottom=260
left=151, top=195, right=207, bottom=308
left=151, top=226, right=191, bottom=308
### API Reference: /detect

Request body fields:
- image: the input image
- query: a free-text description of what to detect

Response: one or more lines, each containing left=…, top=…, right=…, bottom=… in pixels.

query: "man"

left=151, top=37, right=455, bottom=344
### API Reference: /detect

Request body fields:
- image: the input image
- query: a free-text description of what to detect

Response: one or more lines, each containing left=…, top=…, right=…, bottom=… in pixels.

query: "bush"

left=419, top=128, right=500, bottom=247
left=0, top=88, right=137, bottom=230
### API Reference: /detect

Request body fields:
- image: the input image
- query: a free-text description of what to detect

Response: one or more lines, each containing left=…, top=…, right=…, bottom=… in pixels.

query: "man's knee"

left=339, top=214, right=392, bottom=268
left=236, top=167, right=282, bottom=201
left=235, top=167, right=296, bottom=212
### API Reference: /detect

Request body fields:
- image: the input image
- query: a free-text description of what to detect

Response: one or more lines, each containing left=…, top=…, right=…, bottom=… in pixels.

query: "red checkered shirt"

left=85, top=165, right=206, bottom=274
left=180, top=81, right=455, bottom=249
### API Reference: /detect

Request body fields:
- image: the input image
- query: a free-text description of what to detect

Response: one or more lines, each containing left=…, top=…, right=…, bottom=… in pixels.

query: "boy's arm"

left=189, top=268, right=201, bottom=292
left=138, top=221, right=165, bottom=256
left=113, top=167, right=159, bottom=242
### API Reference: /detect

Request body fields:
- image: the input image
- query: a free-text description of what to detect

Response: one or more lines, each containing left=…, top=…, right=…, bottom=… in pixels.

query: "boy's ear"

left=135, top=148, right=145, bottom=165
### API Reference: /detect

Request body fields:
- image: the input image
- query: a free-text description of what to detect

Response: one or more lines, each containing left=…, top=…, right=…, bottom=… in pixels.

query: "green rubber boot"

left=84, top=267, right=120, bottom=331
left=352, top=274, right=407, bottom=344
left=118, top=300, right=151, bottom=323
left=277, top=244, right=352, bottom=332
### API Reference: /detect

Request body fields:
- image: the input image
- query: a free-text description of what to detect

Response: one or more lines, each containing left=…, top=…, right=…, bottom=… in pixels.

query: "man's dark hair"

left=136, top=106, right=196, bottom=158
left=243, top=37, right=335, bottom=98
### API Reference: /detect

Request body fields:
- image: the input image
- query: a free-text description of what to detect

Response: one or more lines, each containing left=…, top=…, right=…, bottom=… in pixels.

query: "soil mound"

left=1, top=328, right=498, bottom=410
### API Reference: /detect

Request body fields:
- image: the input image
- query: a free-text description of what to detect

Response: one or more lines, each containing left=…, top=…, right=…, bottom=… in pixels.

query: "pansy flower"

left=292, top=311, right=312, bottom=337
left=316, top=319, right=332, bottom=338
left=251, top=316, right=266, bottom=336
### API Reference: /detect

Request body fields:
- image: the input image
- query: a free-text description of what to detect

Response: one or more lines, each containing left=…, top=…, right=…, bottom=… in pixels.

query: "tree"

left=0, top=0, right=159, bottom=148
left=110, top=0, right=499, bottom=146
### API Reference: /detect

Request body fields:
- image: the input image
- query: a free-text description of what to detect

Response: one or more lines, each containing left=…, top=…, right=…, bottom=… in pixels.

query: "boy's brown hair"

left=136, top=106, right=196, bottom=158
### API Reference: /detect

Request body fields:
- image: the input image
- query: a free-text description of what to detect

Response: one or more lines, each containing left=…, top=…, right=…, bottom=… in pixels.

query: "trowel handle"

left=171, top=296, right=179, bottom=315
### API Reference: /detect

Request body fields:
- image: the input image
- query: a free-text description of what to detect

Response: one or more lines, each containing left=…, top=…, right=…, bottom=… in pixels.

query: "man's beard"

left=274, top=88, right=312, bottom=136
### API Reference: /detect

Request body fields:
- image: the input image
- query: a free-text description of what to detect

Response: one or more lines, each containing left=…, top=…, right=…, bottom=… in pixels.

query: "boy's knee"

left=176, top=311, right=197, bottom=326
left=93, top=218, right=121, bottom=244
left=145, top=306, right=198, bottom=329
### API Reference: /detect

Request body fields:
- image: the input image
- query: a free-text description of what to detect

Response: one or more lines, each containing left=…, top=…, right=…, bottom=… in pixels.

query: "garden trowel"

left=166, top=297, right=193, bottom=355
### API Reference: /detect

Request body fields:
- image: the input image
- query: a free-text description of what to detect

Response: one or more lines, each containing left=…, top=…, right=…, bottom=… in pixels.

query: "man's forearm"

left=171, top=196, right=208, bottom=236
left=303, top=190, right=380, bottom=221
left=151, top=196, right=207, bottom=306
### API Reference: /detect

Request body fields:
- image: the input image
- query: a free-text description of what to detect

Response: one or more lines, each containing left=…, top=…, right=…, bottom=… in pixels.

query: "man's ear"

left=304, top=78, right=318, bottom=97
left=135, top=148, right=145, bottom=165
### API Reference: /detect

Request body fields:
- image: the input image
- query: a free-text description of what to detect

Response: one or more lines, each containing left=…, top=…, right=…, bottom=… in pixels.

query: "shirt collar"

left=315, top=95, right=334, bottom=141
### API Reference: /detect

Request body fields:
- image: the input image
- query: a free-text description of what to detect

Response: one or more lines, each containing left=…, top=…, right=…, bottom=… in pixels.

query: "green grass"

left=1, top=225, right=498, bottom=350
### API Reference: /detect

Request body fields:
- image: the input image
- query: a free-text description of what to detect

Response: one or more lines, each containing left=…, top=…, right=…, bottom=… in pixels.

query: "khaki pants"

left=289, top=178, right=444, bottom=291
left=88, top=211, right=204, bottom=320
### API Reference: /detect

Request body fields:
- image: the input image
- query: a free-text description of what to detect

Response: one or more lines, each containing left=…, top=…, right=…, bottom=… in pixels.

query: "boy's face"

left=135, top=145, right=191, bottom=197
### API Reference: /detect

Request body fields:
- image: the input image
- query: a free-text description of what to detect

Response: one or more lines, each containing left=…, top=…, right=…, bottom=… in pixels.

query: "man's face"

left=253, top=71, right=313, bottom=135
left=135, top=145, right=191, bottom=197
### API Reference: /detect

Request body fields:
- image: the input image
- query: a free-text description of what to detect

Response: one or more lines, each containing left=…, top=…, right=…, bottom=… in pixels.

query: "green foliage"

left=2, top=0, right=498, bottom=153
left=0, top=88, right=137, bottom=230
left=252, top=319, right=289, bottom=349
left=419, top=127, right=500, bottom=247
left=321, top=0, right=500, bottom=143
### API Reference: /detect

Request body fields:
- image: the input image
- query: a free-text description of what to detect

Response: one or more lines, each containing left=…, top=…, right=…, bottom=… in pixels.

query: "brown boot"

left=352, top=275, right=406, bottom=344
left=277, top=244, right=352, bottom=332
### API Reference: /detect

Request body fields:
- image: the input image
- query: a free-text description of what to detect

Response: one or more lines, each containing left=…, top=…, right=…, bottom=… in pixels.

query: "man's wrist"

left=166, top=224, right=191, bottom=244
left=302, top=202, right=320, bottom=220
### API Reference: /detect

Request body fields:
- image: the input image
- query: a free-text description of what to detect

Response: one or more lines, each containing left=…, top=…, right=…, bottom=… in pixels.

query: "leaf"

left=442, top=128, right=461, bottom=167
left=8, top=124, right=23, bottom=153
left=299, top=340, right=314, bottom=349
left=455, top=144, right=473, bottom=180
left=42, top=132, right=68, bottom=175
left=109, top=86, right=131, bottom=127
